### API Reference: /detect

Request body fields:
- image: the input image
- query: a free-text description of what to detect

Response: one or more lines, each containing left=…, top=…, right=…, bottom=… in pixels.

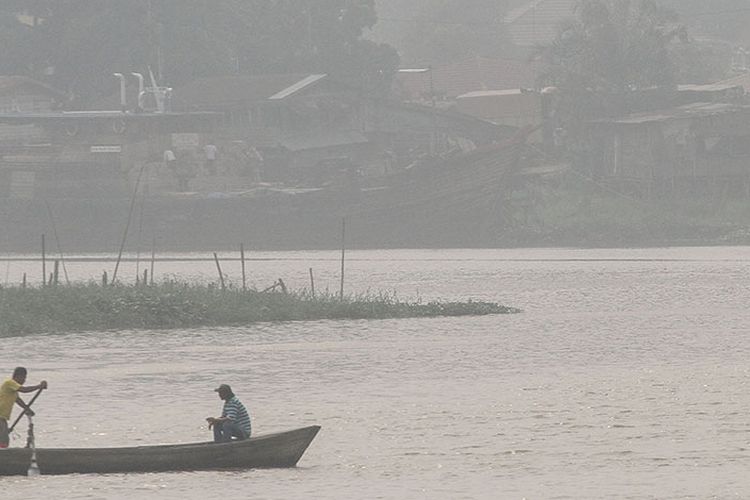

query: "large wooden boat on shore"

left=0, top=425, right=320, bottom=476
left=0, top=131, right=536, bottom=251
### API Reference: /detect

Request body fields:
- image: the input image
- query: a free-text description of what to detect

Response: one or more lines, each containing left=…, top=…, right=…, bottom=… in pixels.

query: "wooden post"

left=240, top=243, right=247, bottom=291
left=134, top=186, right=147, bottom=286
left=143, top=269, right=148, bottom=286
left=150, top=235, right=156, bottom=286
left=309, top=267, right=315, bottom=299
left=48, top=273, right=53, bottom=287
left=213, top=252, right=226, bottom=291
left=22, top=273, right=27, bottom=289
left=45, top=200, right=70, bottom=285
left=339, top=217, right=346, bottom=300
left=41, top=234, right=46, bottom=287
left=112, top=163, right=147, bottom=285
left=102, top=271, right=108, bottom=287
left=53, top=260, right=59, bottom=286
left=278, top=278, right=287, bottom=294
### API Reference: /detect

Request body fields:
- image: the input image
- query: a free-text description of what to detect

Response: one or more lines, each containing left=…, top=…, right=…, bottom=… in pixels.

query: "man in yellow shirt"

left=0, top=367, right=47, bottom=448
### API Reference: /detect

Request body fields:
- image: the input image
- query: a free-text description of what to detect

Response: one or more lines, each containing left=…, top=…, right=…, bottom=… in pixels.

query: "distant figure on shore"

left=0, top=367, right=48, bottom=448
left=206, top=384, right=252, bottom=442
left=163, top=149, right=176, bottom=173
left=240, top=145, right=264, bottom=183
left=203, top=143, right=218, bottom=176
left=343, top=161, right=363, bottom=204
left=174, top=150, right=197, bottom=192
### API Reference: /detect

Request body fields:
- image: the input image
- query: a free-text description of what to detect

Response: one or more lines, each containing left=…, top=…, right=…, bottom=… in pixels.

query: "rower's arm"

left=15, top=396, right=30, bottom=411
left=17, top=381, right=47, bottom=394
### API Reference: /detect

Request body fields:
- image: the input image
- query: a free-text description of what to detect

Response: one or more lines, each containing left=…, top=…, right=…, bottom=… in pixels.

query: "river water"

left=3, top=247, right=750, bottom=499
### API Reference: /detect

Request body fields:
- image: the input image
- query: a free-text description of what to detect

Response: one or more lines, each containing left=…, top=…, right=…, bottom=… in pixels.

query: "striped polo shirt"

left=222, top=396, right=252, bottom=435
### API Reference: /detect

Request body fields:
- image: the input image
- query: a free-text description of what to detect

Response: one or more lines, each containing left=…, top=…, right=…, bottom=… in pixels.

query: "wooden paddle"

left=9, top=388, right=44, bottom=434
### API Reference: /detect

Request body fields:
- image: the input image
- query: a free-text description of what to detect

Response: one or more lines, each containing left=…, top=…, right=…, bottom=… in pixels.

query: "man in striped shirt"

left=206, top=384, right=252, bottom=443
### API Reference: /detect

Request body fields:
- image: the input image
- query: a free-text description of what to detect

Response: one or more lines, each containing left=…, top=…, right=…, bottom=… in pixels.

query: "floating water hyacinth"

left=0, top=281, right=520, bottom=337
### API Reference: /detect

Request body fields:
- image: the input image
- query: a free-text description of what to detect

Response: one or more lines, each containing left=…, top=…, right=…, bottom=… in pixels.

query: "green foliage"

left=546, top=0, right=682, bottom=93
left=0, top=1, right=399, bottom=100
left=0, top=281, right=518, bottom=337
left=503, top=174, right=744, bottom=247
left=541, top=1, right=688, bottom=143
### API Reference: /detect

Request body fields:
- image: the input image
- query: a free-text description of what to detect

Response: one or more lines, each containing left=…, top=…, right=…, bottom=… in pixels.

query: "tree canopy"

left=0, top=1, right=399, bottom=101
left=539, top=0, right=690, bottom=147
left=544, top=0, right=684, bottom=94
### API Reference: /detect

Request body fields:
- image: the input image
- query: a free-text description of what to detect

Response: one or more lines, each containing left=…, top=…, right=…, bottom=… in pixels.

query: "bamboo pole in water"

left=150, top=235, right=156, bottom=286
left=41, top=234, right=46, bottom=287
left=134, top=185, right=147, bottom=284
left=45, top=201, right=70, bottom=285
left=240, top=243, right=247, bottom=291
left=213, top=252, right=226, bottom=291
left=112, top=164, right=147, bottom=284
left=309, top=267, right=315, bottom=299
left=339, top=217, right=346, bottom=300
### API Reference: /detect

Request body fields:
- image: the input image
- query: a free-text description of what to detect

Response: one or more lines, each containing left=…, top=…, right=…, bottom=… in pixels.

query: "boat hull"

left=0, top=426, right=320, bottom=475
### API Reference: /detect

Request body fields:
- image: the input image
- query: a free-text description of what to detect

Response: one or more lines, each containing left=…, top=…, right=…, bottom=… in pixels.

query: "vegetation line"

left=0, top=281, right=520, bottom=338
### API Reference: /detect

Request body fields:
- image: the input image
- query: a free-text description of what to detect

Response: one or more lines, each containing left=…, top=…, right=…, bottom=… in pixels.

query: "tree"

left=540, top=0, right=688, bottom=136
left=545, top=0, right=683, bottom=93
left=0, top=1, right=399, bottom=102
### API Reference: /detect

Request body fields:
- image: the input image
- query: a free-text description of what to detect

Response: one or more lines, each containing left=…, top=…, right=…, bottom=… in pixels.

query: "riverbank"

left=3, top=181, right=750, bottom=252
left=0, top=282, right=519, bottom=337
left=494, top=181, right=750, bottom=248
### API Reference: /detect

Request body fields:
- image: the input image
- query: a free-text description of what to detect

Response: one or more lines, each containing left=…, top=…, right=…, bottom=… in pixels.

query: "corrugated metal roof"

left=269, top=74, right=327, bottom=100
left=457, top=89, right=526, bottom=99
left=592, top=102, right=743, bottom=125
left=171, top=74, right=324, bottom=108
left=395, top=56, right=540, bottom=100
left=677, top=83, right=743, bottom=93
left=504, top=0, right=576, bottom=47
left=709, top=72, right=750, bottom=92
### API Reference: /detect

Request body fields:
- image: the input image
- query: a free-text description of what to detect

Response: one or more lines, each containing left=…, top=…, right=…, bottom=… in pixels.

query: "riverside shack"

left=0, top=80, right=218, bottom=200
left=170, top=73, right=514, bottom=184
left=585, top=102, right=750, bottom=195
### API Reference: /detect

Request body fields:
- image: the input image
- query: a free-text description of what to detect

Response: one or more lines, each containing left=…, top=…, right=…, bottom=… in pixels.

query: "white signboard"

left=172, top=133, right=201, bottom=150
left=90, top=145, right=122, bottom=153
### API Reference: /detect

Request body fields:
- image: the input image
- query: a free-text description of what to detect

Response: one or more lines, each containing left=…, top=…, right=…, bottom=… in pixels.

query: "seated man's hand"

left=40, top=381, right=48, bottom=390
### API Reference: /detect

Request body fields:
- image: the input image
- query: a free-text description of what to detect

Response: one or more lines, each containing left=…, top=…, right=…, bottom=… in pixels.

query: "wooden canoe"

left=0, top=425, right=320, bottom=476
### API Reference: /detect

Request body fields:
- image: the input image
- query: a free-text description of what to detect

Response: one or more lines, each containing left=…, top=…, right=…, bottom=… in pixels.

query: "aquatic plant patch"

left=0, top=282, right=520, bottom=337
